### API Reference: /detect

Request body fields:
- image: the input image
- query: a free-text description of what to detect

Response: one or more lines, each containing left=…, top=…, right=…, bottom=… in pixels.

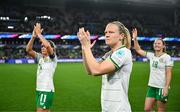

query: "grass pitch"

left=0, top=62, right=179, bottom=111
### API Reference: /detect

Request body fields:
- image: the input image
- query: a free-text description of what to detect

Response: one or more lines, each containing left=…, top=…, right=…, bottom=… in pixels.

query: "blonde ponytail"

left=123, top=27, right=131, bottom=49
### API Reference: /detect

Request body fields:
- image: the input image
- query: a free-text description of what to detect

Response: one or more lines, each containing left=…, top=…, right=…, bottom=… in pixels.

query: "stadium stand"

left=0, top=2, right=179, bottom=62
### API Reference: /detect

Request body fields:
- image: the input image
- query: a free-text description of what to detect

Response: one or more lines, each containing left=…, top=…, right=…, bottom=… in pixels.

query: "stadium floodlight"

left=7, top=26, right=14, bottom=29
left=0, top=16, right=10, bottom=21
left=24, top=17, right=28, bottom=22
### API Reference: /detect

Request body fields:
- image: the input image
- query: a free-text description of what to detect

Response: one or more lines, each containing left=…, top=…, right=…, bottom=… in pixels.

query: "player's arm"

left=163, top=67, right=172, bottom=96
left=163, top=57, right=173, bottom=96
left=82, top=40, right=96, bottom=74
left=165, top=67, right=172, bottom=88
left=26, top=27, right=37, bottom=58
left=82, top=47, right=115, bottom=76
left=82, top=50, right=91, bottom=74
left=34, top=23, right=54, bottom=55
left=132, top=28, right=146, bottom=57
left=78, top=28, right=115, bottom=75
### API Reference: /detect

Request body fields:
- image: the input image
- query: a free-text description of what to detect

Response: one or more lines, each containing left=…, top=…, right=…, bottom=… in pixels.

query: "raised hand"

left=34, top=23, right=43, bottom=36
left=77, top=27, right=91, bottom=48
left=132, top=28, right=137, bottom=40
left=85, top=30, right=97, bottom=48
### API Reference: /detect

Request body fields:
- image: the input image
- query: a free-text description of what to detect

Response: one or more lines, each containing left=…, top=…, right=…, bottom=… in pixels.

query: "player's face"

left=104, top=24, right=122, bottom=47
left=41, top=44, right=48, bottom=56
left=153, top=39, right=164, bottom=52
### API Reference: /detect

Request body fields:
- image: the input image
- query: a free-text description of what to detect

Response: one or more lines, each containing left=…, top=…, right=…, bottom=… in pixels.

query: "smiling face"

left=104, top=23, right=124, bottom=47
left=153, top=39, right=165, bottom=52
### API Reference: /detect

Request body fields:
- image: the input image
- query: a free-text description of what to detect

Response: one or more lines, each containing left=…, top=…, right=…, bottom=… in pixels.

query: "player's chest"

left=38, top=58, right=52, bottom=70
left=150, top=57, right=166, bottom=69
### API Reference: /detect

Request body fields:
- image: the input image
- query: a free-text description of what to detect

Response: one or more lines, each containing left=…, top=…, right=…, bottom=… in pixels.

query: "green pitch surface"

left=0, top=62, right=179, bottom=111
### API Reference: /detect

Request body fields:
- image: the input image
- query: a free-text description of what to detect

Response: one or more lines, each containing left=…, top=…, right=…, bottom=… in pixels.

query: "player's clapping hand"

left=77, top=27, right=96, bottom=48
left=34, top=23, right=43, bottom=36
left=77, top=27, right=91, bottom=48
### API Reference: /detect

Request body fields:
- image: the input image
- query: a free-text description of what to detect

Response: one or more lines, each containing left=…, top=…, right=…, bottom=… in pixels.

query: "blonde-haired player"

left=77, top=21, right=133, bottom=112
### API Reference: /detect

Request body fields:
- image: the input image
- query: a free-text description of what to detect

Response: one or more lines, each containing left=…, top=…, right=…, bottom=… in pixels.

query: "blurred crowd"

left=0, top=5, right=180, bottom=60
left=0, top=5, right=180, bottom=36
left=0, top=39, right=179, bottom=60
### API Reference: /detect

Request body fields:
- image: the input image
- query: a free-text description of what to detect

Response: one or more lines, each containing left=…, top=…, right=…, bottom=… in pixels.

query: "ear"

left=119, top=33, right=125, bottom=40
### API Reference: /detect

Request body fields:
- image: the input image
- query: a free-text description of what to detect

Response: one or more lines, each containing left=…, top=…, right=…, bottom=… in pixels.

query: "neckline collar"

left=111, top=45, right=126, bottom=52
left=154, top=52, right=166, bottom=57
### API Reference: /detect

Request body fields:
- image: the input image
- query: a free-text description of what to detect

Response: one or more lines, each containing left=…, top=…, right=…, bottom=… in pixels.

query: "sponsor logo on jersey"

left=116, top=50, right=125, bottom=57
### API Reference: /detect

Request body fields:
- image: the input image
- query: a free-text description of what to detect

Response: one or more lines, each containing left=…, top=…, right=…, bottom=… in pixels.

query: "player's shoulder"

left=146, top=51, right=155, bottom=57
left=113, top=46, right=127, bottom=57
left=163, top=53, right=171, bottom=57
left=146, top=51, right=154, bottom=55
left=117, top=46, right=131, bottom=52
left=54, top=54, right=58, bottom=62
left=104, top=51, right=112, bottom=56
left=35, top=52, right=43, bottom=59
left=162, top=53, right=171, bottom=59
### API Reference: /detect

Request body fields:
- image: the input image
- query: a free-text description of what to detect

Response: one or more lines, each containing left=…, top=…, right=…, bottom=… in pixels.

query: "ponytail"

left=123, top=27, right=131, bottom=49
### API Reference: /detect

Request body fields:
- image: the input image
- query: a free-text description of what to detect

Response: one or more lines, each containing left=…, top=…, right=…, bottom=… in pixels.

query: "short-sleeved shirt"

left=101, top=46, right=133, bottom=112
left=36, top=53, right=57, bottom=92
left=146, top=52, right=173, bottom=88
